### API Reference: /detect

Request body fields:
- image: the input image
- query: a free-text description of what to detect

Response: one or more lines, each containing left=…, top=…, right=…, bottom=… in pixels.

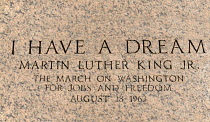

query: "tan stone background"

left=0, top=0, right=210, bottom=121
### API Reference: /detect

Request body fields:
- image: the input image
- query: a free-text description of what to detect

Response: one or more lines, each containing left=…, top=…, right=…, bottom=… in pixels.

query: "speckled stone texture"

left=0, top=0, right=210, bottom=122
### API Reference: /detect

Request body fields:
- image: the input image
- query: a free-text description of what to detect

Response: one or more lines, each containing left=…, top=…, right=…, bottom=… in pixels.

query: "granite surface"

left=0, top=0, right=210, bottom=121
